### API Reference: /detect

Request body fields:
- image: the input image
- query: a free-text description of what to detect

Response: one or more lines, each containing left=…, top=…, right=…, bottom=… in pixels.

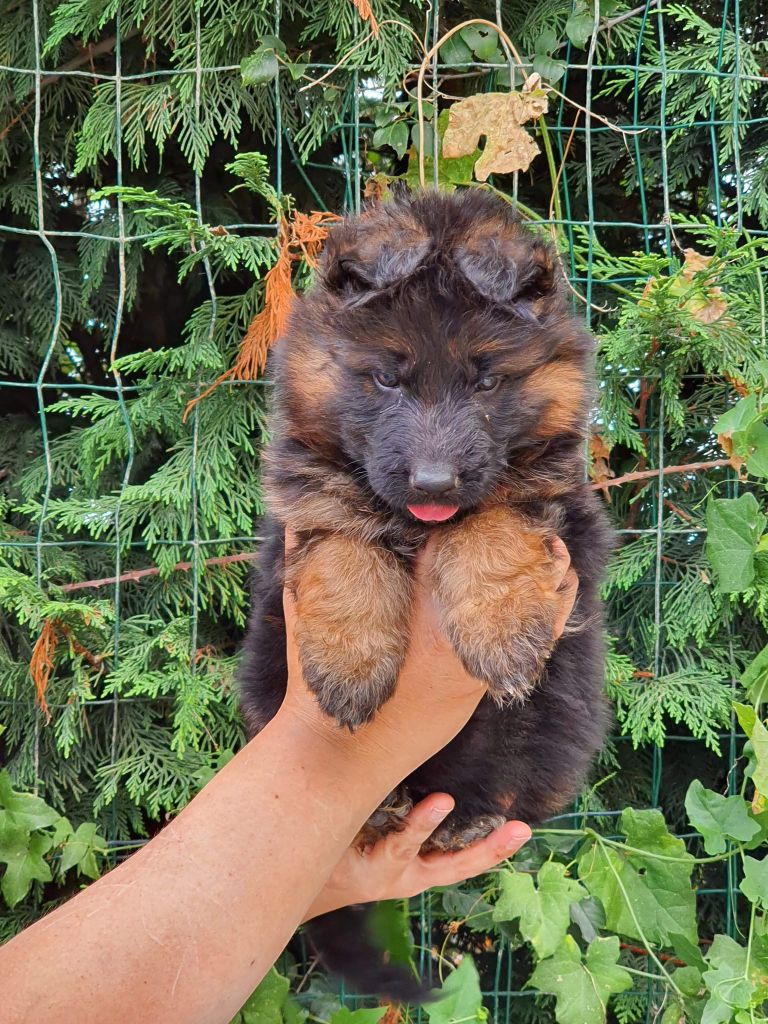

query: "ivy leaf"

left=442, top=91, right=549, bottom=180
left=742, top=645, right=768, bottom=706
left=241, top=43, right=281, bottom=86
left=702, top=934, right=766, bottom=1024
left=0, top=819, right=53, bottom=907
left=734, top=704, right=768, bottom=800
left=426, top=957, right=486, bottom=1024
left=739, top=856, right=768, bottom=908
left=528, top=936, right=632, bottom=1024
left=460, top=26, right=502, bottom=62
left=237, top=967, right=309, bottom=1024
left=576, top=808, right=697, bottom=946
left=705, top=494, right=766, bottom=593
left=532, top=55, right=566, bottom=84
left=532, top=29, right=566, bottom=84
left=329, top=1011, right=386, bottom=1024
left=566, top=6, right=597, bottom=48
left=369, top=899, right=414, bottom=965
left=59, top=821, right=108, bottom=879
left=493, top=862, right=587, bottom=958
left=684, top=780, right=760, bottom=854
left=372, top=122, right=410, bottom=160
left=439, top=34, right=473, bottom=66
left=0, top=770, right=61, bottom=831
left=570, top=895, right=606, bottom=944
left=442, top=887, right=495, bottom=932
left=744, top=420, right=768, bottom=478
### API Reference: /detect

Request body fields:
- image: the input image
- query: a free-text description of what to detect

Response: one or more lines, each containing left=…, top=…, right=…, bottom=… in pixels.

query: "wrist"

left=268, top=702, right=405, bottom=799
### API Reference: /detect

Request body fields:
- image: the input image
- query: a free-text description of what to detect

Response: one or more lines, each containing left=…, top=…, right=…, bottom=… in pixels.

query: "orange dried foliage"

left=352, top=0, right=380, bottom=36
left=588, top=433, right=615, bottom=496
left=184, top=210, right=340, bottom=421
left=30, top=618, right=57, bottom=720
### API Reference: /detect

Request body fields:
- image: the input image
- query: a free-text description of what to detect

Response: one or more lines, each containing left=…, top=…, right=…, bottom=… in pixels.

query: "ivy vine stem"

left=532, top=827, right=743, bottom=866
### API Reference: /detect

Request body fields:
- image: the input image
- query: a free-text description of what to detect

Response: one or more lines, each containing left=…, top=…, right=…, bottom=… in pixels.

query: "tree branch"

left=60, top=551, right=255, bottom=593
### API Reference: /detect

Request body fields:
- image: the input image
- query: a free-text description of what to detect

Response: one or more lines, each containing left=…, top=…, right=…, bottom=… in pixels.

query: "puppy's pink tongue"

left=407, top=503, right=459, bottom=523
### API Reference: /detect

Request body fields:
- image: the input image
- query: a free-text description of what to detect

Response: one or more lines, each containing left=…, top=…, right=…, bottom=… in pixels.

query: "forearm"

left=3, top=711, right=398, bottom=1024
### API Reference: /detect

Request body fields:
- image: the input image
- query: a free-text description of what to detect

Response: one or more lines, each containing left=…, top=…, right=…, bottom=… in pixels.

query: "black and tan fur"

left=240, top=189, right=612, bottom=1000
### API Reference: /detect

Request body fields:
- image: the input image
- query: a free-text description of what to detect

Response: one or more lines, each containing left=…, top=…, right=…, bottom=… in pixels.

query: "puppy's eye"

left=373, top=370, right=400, bottom=390
left=475, top=374, right=501, bottom=393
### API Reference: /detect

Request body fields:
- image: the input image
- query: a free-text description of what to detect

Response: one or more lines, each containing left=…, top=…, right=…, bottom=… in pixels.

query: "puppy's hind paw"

left=421, top=813, right=507, bottom=853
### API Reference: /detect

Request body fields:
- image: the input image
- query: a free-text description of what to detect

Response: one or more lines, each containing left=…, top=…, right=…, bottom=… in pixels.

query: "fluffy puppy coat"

left=240, top=189, right=612, bottom=1000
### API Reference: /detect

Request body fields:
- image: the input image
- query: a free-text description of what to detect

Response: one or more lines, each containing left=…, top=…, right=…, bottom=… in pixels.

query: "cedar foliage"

left=2, top=1, right=768, bottom=1021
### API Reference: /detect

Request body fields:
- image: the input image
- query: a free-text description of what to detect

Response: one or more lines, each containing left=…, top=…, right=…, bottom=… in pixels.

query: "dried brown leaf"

left=443, top=91, right=549, bottom=181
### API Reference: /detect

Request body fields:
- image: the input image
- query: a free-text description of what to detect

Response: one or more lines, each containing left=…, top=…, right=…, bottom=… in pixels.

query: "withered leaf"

left=442, top=91, right=549, bottom=181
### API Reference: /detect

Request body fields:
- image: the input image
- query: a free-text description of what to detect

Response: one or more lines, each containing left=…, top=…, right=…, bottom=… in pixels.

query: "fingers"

left=553, top=566, right=579, bottom=639
left=416, top=820, right=532, bottom=889
left=549, top=536, right=572, bottom=587
left=381, top=794, right=456, bottom=862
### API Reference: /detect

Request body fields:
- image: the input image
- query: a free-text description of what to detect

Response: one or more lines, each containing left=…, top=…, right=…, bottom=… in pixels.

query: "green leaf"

left=576, top=808, right=697, bottom=946
left=713, top=394, right=759, bottom=440
left=493, top=862, right=587, bottom=958
left=565, top=9, right=597, bottom=48
left=734, top=703, right=768, bottom=799
left=426, top=957, right=486, bottom=1024
left=532, top=55, right=566, bottom=84
left=570, top=895, right=606, bottom=944
left=459, top=26, right=501, bottom=62
left=742, top=645, right=768, bottom=705
left=369, top=899, right=414, bottom=965
left=0, top=819, right=53, bottom=907
left=745, top=420, right=768, bottom=478
left=439, top=35, right=473, bottom=66
left=740, top=856, right=768, bottom=908
left=535, top=28, right=560, bottom=54
left=684, top=780, right=760, bottom=854
left=702, top=934, right=759, bottom=1024
left=441, top=887, right=495, bottom=932
left=328, top=1011, right=386, bottom=1024
left=59, top=822, right=108, bottom=880
left=528, top=936, right=632, bottom=1024
left=237, top=968, right=307, bottom=1024
left=241, top=47, right=280, bottom=86
left=705, top=494, right=766, bottom=593
left=372, top=122, right=410, bottom=160
left=0, top=771, right=61, bottom=831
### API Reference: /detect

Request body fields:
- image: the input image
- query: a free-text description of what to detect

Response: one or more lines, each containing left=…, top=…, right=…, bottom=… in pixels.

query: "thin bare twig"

left=591, top=458, right=732, bottom=491
left=60, top=551, right=255, bottom=593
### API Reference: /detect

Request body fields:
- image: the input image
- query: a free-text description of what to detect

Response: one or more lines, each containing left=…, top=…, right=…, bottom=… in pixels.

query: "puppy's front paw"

left=432, top=505, right=561, bottom=701
left=446, top=603, right=558, bottom=701
left=289, top=533, right=411, bottom=729
left=300, top=647, right=402, bottom=730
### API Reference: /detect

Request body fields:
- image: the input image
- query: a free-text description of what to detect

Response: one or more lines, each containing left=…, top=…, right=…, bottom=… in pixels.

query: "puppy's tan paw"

left=432, top=506, right=561, bottom=700
left=289, top=534, right=411, bottom=729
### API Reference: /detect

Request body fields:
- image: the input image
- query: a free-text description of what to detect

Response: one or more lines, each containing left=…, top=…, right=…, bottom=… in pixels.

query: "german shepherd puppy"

left=240, top=189, right=612, bottom=1000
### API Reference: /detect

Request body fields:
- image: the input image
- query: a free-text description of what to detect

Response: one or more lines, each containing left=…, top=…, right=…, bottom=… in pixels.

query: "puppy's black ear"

left=320, top=214, right=431, bottom=304
left=455, top=234, right=557, bottom=310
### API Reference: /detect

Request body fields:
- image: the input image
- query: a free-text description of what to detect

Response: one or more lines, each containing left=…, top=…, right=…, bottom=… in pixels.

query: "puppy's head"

left=277, top=189, right=592, bottom=524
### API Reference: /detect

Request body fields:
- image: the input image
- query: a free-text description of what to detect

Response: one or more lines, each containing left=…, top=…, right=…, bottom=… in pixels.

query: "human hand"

left=303, top=792, right=531, bottom=921
left=277, top=533, right=578, bottom=786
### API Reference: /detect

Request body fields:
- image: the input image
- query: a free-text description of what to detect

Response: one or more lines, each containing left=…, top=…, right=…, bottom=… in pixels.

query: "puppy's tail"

left=304, top=905, right=434, bottom=1004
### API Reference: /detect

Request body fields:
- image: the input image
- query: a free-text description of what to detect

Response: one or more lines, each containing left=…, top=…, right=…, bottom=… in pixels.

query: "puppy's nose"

left=410, top=462, right=459, bottom=495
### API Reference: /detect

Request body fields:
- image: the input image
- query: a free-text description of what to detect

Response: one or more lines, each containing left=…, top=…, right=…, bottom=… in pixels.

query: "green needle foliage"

left=2, top=1, right=768, bottom=1021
